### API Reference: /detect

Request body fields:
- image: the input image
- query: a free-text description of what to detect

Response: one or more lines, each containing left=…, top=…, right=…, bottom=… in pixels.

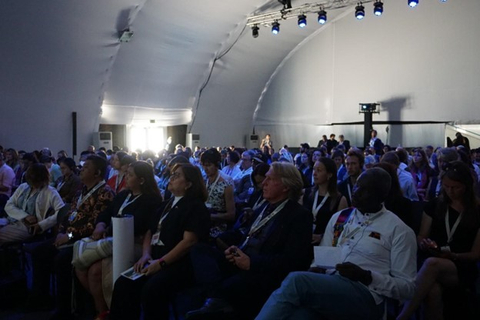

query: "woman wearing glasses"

left=109, top=163, right=210, bottom=320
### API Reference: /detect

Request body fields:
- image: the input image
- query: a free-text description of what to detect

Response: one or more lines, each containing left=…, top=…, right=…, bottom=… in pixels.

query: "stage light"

left=272, top=21, right=280, bottom=35
left=440, top=0, right=447, bottom=2
left=355, top=3, right=365, bottom=20
left=374, top=1, right=383, bottom=16
left=317, top=10, right=327, bottom=24
left=408, top=0, right=419, bottom=7
left=298, top=14, right=307, bottom=28
left=252, top=25, right=259, bottom=38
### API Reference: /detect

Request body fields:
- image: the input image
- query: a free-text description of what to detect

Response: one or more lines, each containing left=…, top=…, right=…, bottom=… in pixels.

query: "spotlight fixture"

left=298, top=14, right=307, bottom=28
left=272, top=21, right=280, bottom=35
left=317, top=10, right=327, bottom=24
left=252, top=25, right=259, bottom=38
left=408, top=0, right=419, bottom=7
left=355, top=3, right=365, bottom=20
left=373, top=1, right=383, bottom=16
left=440, top=0, right=447, bottom=2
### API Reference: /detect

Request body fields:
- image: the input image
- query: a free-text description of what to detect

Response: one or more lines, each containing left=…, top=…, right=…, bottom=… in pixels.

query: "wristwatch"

left=67, top=232, right=74, bottom=241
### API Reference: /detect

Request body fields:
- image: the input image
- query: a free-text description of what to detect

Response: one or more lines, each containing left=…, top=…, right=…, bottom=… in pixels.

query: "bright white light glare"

left=129, top=125, right=166, bottom=154
left=130, top=126, right=147, bottom=153
left=408, top=0, right=418, bottom=7
left=147, top=127, right=164, bottom=154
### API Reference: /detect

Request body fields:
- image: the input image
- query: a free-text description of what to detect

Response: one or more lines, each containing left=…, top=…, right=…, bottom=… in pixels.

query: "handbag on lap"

left=71, top=237, right=113, bottom=270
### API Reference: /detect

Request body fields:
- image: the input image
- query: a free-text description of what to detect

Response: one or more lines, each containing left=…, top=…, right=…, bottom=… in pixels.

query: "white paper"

left=112, top=215, right=135, bottom=283
left=121, top=267, right=144, bottom=281
left=314, top=246, right=342, bottom=269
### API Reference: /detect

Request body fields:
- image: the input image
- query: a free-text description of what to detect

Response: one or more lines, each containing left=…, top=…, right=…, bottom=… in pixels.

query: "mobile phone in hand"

left=229, top=248, right=240, bottom=257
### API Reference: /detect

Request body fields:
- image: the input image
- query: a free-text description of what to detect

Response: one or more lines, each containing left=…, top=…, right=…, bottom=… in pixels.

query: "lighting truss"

left=246, top=0, right=376, bottom=27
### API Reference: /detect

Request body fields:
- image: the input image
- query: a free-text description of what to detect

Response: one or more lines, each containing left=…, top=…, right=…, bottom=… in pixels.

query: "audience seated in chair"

left=75, top=161, right=162, bottom=320
left=27, top=155, right=114, bottom=319
left=1, top=163, right=64, bottom=246
left=54, top=157, right=82, bottom=204
left=186, top=162, right=313, bottom=320
left=109, top=163, right=210, bottom=320
left=256, top=167, right=417, bottom=320
left=397, top=161, right=480, bottom=320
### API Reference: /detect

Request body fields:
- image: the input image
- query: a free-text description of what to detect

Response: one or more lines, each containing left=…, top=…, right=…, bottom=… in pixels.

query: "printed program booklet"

left=121, top=267, right=144, bottom=280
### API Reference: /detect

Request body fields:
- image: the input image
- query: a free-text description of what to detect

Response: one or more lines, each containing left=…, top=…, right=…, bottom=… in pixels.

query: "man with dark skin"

left=256, top=168, right=417, bottom=320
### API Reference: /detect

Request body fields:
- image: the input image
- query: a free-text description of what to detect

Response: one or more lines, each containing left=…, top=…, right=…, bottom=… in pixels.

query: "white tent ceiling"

left=1, top=0, right=358, bottom=150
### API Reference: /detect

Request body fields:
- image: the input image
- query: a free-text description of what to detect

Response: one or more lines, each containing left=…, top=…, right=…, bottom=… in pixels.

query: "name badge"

left=440, top=245, right=451, bottom=252
left=151, top=232, right=164, bottom=246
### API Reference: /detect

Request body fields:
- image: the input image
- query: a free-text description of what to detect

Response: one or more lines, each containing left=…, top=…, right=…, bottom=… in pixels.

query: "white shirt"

left=222, top=164, right=242, bottom=180
left=399, top=162, right=408, bottom=171
left=320, top=206, right=417, bottom=304
left=397, top=168, right=419, bottom=201
left=233, top=166, right=253, bottom=184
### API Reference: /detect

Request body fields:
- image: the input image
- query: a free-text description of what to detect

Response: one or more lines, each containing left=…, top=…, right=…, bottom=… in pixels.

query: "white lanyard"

left=69, top=181, right=105, bottom=221
left=156, top=198, right=177, bottom=231
left=115, top=173, right=124, bottom=191
left=117, top=193, right=142, bottom=217
left=57, top=180, right=65, bottom=191
left=241, top=199, right=288, bottom=248
left=312, top=191, right=329, bottom=221
left=77, top=181, right=105, bottom=208
left=206, top=172, right=221, bottom=199
left=252, top=197, right=267, bottom=211
left=445, top=208, right=462, bottom=244
left=152, top=198, right=177, bottom=246
left=347, top=183, right=352, bottom=202
left=338, top=209, right=383, bottom=246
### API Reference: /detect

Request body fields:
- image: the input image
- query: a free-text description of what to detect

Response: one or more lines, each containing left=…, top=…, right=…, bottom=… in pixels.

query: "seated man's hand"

left=335, top=262, right=372, bottom=286
left=225, top=245, right=250, bottom=271
left=54, top=233, right=69, bottom=247
left=91, top=223, right=106, bottom=240
left=311, top=233, right=323, bottom=245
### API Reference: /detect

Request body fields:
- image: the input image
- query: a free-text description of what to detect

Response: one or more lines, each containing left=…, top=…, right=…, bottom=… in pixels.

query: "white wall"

left=0, top=96, right=100, bottom=157
left=254, top=0, right=480, bottom=148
